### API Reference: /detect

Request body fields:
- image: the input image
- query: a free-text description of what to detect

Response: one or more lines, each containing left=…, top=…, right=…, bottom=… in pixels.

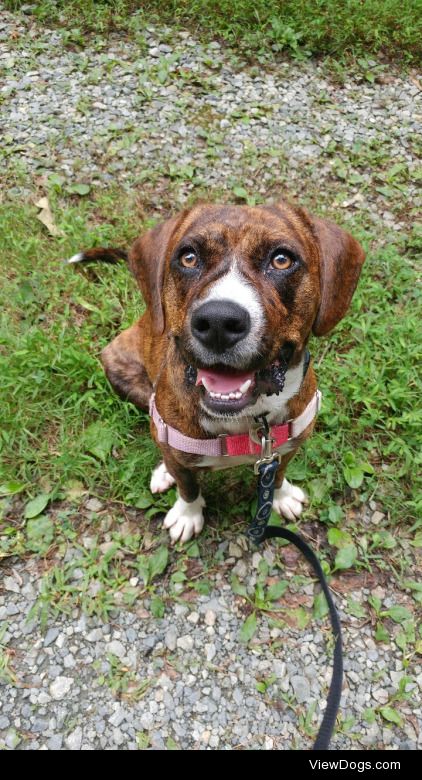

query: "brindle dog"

left=72, top=201, right=365, bottom=542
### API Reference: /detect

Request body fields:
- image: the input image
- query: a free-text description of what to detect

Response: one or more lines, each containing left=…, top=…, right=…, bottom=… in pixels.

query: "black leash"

left=248, top=419, right=343, bottom=751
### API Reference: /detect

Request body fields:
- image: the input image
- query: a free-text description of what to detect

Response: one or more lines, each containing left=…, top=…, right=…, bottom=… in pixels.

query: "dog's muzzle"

left=187, top=299, right=260, bottom=413
left=183, top=299, right=294, bottom=416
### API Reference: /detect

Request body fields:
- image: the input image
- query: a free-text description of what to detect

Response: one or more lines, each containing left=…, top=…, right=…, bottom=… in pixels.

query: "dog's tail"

left=65, top=247, right=128, bottom=265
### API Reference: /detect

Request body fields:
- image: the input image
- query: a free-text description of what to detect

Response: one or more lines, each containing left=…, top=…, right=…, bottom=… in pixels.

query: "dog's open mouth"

left=192, top=359, right=290, bottom=414
left=196, top=368, right=256, bottom=411
left=182, top=342, right=295, bottom=415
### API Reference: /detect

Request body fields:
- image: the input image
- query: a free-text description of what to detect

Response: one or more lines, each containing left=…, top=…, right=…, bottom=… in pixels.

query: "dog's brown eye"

left=180, top=251, right=198, bottom=269
left=271, top=252, right=293, bottom=271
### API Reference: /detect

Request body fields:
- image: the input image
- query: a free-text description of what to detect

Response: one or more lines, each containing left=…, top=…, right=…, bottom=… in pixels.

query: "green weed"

left=96, top=653, right=153, bottom=701
left=0, top=623, right=17, bottom=685
left=4, top=1, right=422, bottom=62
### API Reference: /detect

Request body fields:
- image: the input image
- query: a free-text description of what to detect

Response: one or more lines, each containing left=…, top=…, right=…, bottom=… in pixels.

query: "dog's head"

left=130, top=202, right=365, bottom=416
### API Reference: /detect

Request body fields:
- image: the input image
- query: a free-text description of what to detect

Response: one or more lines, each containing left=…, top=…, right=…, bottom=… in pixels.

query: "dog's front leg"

left=156, top=450, right=205, bottom=544
left=272, top=452, right=308, bottom=521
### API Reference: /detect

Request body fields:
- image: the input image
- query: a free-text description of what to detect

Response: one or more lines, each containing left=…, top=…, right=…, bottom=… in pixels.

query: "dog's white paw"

left=163, top=493, right=205, bottom=543
left=272, top=479, right=308, bottom=521
left=150, top=462, right=176, bottom=494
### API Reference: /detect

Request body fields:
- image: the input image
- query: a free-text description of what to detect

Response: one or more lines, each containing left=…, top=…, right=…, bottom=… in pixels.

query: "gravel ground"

left=1, top=8, right=421, bottom=225
left=0, top=524, right=421, bottom=751
left=0, top=8, right=421, bottom=751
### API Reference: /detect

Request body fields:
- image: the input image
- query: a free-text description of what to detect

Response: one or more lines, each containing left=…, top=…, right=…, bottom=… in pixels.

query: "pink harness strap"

left=150, top=390, right=322, bottom=458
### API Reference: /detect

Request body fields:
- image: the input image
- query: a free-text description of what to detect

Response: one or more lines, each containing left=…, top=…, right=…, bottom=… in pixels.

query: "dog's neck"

left=198, top=354, right=306, bottom=436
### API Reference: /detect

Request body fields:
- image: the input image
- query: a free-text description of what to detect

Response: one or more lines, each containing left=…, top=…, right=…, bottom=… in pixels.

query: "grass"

left=0, top=185, right=420, bottom=550
left=4, top=0, right=422, bottom=62
left=0, top=187, right=420, bottom=500
left=0, top=192, right=154, bottom=502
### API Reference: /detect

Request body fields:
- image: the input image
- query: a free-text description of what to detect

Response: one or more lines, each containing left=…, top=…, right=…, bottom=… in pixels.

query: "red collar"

left=150, top=390, right=322, bottom=457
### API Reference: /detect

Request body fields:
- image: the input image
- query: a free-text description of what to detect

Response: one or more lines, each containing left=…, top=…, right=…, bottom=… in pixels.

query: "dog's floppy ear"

left=312, top=217, right=365, bottom=336
left=129, top=212, right=188, bottom=334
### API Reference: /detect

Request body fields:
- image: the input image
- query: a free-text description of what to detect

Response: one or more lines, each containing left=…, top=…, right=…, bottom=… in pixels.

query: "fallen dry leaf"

left=279, top=546, right=301, bottom=568
left=330, top=571, right=379, bottom=593
left=35, top=196, right=63, bottom=237
left=179, top=589, right=199, bottom=602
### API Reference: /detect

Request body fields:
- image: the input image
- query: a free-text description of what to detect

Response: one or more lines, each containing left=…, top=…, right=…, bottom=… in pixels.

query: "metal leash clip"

left=253, top=414, right=281, bottom=475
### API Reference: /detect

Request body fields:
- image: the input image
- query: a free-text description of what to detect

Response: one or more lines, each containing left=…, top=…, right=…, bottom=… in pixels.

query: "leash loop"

left=247, top=438, right=343, bottom=750
left=262, top=525, right=343, bottom=750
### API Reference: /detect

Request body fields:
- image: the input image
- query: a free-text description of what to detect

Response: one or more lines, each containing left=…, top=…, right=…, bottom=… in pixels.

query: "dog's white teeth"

left=239, top=379, right=252, bottom=394
left=201, top=377, right=210, bottom=392
left=208, top=388, right=246, bottom=402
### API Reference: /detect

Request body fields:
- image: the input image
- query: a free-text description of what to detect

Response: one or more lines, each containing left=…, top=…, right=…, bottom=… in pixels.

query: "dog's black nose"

left=191, top=300, right=251, bottom=352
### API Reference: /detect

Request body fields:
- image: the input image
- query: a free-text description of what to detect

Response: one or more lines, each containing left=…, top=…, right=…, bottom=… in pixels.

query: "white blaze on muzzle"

left=197, top=265, right=264, bottom=346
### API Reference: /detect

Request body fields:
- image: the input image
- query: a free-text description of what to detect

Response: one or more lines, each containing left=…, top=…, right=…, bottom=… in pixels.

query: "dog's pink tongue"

left=196, top=369, right=254, bottom=393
